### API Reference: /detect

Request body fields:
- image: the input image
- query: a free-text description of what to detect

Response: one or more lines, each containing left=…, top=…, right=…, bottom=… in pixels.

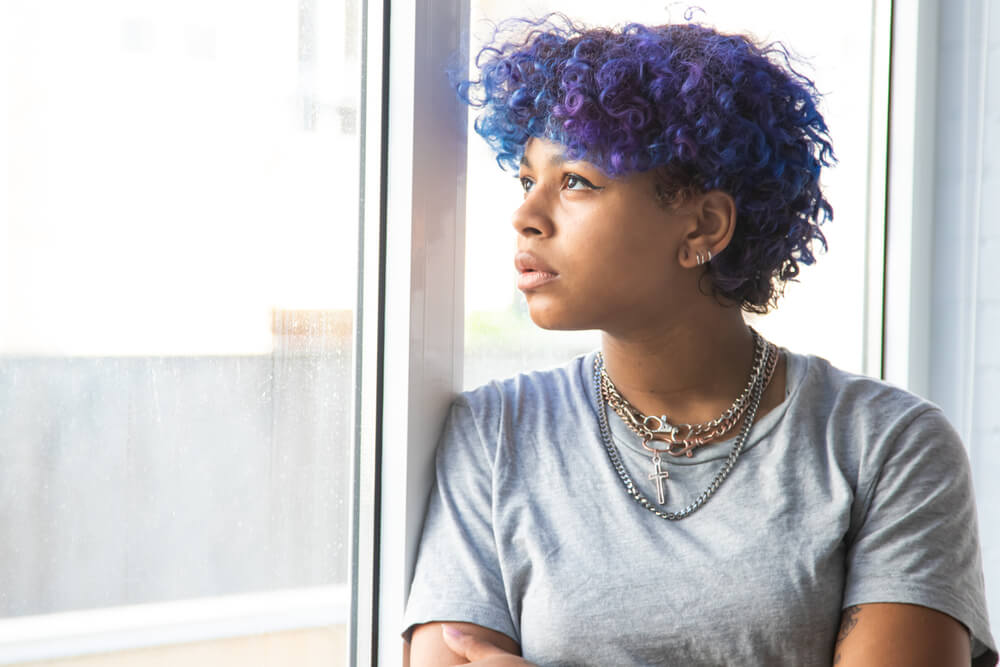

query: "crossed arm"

left=406, top=602, right=972, bottom=666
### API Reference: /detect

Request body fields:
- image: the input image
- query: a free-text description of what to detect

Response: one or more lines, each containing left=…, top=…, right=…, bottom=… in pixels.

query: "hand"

left=441, top=625, right=537, bottom=666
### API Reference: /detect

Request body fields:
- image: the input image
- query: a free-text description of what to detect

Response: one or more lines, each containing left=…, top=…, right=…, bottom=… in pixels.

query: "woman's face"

left=513, top=138, right=698, bottom=335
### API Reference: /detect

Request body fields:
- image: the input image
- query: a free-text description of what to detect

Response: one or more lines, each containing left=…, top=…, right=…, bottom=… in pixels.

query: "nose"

left=511, top=193, right=554, bottom=238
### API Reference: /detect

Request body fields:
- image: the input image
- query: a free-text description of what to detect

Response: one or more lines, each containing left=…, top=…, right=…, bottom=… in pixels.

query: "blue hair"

left=455, top=14, right=835, bottom=312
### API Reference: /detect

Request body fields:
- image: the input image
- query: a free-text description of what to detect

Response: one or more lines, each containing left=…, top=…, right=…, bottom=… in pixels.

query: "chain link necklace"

left=600, top=331, right=770, bottom=458
left=593, top=331, right=777, bottom=519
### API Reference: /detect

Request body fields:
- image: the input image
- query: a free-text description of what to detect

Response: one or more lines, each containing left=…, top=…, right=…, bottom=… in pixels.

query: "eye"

left=519, top=176, right=535, bottom=194
left=565, top=173, right=600, bottom=191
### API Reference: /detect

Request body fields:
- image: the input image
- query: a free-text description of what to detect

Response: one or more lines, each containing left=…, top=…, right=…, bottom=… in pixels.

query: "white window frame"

left=925, top=0, right=990, bottom=444
left=0, top=587, right=347, bottom=665
left=882, top=0, right=940, bottom=396
left=371, top=0, right=471, bottom=663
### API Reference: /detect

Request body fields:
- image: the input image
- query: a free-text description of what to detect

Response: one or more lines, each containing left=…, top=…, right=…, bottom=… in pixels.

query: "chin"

left=526, top=304, right=591, bottom=332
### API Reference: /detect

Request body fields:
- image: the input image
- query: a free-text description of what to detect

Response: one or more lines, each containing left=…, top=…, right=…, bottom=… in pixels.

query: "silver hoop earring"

left=696, top=252, right=704, bottom=266
left=706, top=249, right=712, bottom=262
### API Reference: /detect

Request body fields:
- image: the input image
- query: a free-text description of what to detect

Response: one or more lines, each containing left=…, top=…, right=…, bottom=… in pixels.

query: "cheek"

left=593, top=234, right=672, bottom=270
left=573, top=220, right=641, bottom=260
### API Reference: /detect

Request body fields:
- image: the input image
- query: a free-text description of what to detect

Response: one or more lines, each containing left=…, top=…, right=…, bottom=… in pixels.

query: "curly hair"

left=455, top=14, right=835, bottom=313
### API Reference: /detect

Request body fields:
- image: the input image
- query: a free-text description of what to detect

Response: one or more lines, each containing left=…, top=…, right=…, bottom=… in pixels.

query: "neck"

left=600, top=306, right=756, bottom=425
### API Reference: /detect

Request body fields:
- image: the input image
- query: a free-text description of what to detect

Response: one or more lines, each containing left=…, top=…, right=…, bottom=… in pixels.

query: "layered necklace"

left=593, top=328, right=778, bottom=520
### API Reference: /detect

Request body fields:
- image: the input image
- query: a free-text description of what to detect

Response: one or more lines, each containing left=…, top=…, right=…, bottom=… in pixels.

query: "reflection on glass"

left=1, top=1, right=359, bottom=664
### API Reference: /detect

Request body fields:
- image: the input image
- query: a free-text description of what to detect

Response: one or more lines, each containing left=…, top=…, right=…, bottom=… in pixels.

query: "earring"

left=696, top=252, right=704, bottom=266
left=706, top=249, right=712, bottom=262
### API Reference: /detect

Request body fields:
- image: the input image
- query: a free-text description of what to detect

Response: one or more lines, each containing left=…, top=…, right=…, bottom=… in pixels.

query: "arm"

left=833, top=603, right=970, bottom=666
left=404, top=398, right=526, bottom=664
left=407, top=622, right=526, bottom=666
left=837, top=406, right=995, bottom=664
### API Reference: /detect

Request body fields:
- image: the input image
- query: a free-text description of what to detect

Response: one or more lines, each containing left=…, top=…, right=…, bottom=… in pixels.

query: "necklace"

left=593, top=332, right=777, bottom=519
left=600, top=332, right=771, bottom=457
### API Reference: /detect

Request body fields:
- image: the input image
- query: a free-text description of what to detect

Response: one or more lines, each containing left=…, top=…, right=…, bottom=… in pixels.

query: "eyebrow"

left=519, top=152, right=570, bottom=170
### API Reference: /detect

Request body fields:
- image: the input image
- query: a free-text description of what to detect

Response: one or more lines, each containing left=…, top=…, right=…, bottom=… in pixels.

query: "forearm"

left=408, top=622, right=524, bottom=667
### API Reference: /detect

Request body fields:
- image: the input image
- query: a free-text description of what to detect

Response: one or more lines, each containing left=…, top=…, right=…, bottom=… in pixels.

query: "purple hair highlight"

left=455, top=14, right=836, bottom=312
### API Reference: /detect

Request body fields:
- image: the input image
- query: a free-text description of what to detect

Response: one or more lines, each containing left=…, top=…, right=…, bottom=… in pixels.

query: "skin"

left=831, top=604, right=971, bottom=666
left=406, top=138, right=971, bottom=666
left=407, top=623, right=525, bottom=666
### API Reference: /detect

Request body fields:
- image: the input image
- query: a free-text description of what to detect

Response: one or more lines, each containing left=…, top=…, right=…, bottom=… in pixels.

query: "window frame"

left=0, top=587, right=347, bottom=664
left=349, top=0, right=390, bottom=664
left=882, top=0, right=940, bottom=395
left=369, top=0, right=470, bottom=665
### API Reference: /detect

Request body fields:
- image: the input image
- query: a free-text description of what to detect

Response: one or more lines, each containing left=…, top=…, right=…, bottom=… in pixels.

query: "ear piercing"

left=695, top=249, right=713, bottom=265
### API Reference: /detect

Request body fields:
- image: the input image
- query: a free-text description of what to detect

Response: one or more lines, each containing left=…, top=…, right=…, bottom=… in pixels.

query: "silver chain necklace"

left=592, top=335, right=776, bottom=520
left=600, top=332, right=769, bottom=457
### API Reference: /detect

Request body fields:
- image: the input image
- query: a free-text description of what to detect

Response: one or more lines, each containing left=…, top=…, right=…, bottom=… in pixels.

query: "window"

left=1, top=1, right=363, bottom=664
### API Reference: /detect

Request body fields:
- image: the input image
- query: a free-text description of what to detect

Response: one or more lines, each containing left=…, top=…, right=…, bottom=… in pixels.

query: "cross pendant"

left=648, top=455, right=670, bottom=505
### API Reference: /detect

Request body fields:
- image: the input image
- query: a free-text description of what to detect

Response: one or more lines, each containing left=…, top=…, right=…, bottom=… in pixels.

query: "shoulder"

left=784, top=352, right=972, bottom=519
left=455, top=351, right=596, bottom=421
left=778, top=350, right=967, bottom=490
left=438, top=352, right=596, bottom=462
left=789, top=351, right=930, bottom=414
left=785, top=350, right=951, bottom=442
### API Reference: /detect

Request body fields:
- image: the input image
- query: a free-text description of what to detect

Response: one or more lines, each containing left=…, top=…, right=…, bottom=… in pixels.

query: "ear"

left=677, top=190, right=736, bottom=269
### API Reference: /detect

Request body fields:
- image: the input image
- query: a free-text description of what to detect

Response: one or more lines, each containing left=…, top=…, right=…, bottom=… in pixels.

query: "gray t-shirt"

left=403, top=350, right=998, bottom=666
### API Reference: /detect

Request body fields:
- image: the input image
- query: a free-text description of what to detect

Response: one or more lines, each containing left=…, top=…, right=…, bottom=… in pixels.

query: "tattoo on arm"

left=833, top=605, right=862, bottom=664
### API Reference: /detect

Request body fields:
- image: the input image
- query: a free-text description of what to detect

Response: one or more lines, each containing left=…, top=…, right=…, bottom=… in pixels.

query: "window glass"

left=1, top=0, right=359, bottom=662
left=464, top=0, right=879, bottom=389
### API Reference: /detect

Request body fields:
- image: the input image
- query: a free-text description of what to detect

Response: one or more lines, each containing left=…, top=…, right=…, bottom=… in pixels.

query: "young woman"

left=402, top=16, right=997, bottom=667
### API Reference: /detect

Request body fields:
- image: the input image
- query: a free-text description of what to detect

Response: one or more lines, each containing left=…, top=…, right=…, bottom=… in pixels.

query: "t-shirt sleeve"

left=844, top=407, right=997, bottom=664
left=402, top=393, right=519, bottom=644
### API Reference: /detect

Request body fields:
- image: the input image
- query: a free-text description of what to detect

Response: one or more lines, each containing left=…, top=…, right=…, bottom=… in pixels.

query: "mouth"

left=514, top=252, right=559, bottom=291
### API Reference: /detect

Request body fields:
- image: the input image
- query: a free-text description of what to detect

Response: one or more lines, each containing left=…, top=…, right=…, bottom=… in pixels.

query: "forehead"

left=519, top=137, right=658, bottom=187
left=519, top=137, right=580, bottom=170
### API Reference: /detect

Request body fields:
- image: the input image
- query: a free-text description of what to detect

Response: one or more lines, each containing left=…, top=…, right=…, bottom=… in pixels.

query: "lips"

left=515, top=251, right=559, bottom=291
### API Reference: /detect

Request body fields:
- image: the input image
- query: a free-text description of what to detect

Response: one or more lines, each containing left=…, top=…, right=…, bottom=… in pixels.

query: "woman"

left=403, top=15, right=997, bottom=666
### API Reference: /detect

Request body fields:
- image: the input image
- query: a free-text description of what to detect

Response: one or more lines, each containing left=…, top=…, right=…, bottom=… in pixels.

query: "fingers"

left=441, top=625, right=511, bottom=661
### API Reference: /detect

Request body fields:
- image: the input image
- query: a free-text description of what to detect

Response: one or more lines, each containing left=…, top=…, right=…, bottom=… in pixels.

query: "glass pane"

left=464, top=1, right=878, bottom=389
left=1, top=0, right=360, bottom=663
